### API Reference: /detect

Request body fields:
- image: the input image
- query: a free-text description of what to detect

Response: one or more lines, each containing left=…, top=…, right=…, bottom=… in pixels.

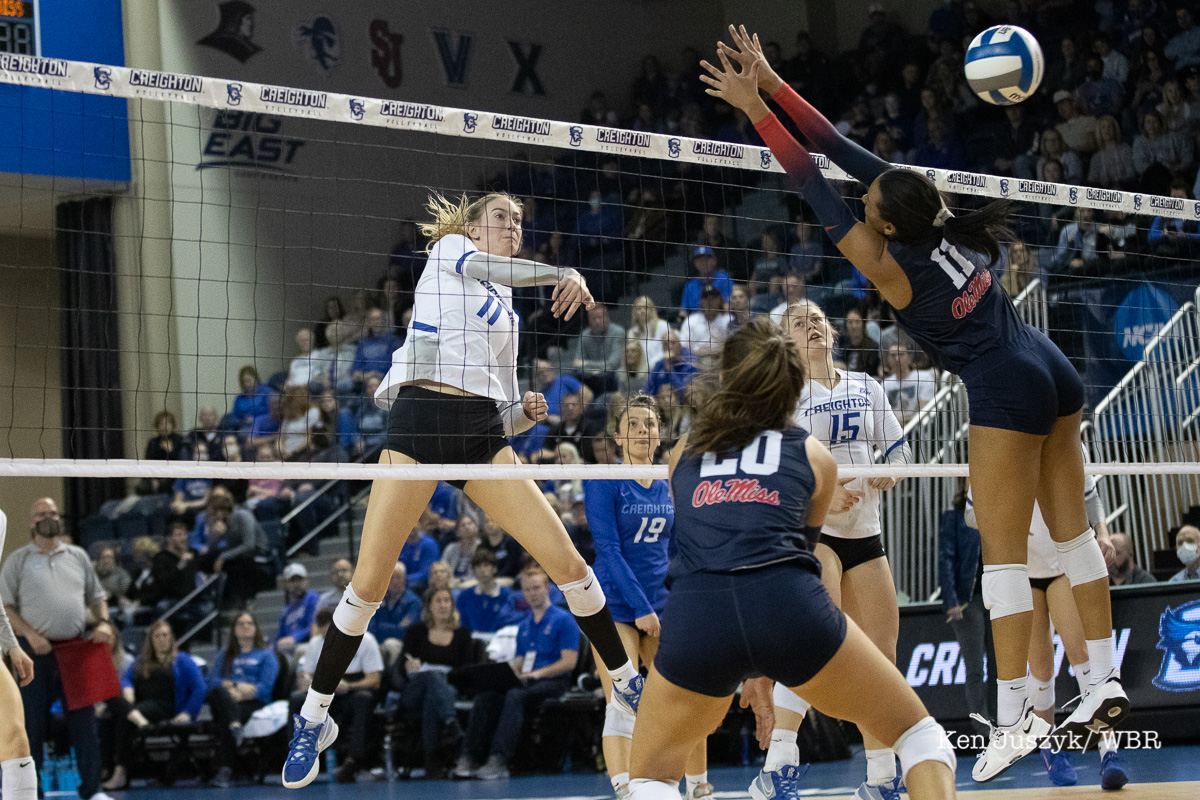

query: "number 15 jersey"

left=794, top=370, right=905, bottom=540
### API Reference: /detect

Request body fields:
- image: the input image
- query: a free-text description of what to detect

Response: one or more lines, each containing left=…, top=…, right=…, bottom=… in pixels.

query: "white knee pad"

left=772, top=682, right=812, bottom=717
left=893, top=716, right=957, bottom=778
left=331, top=583, right=381, bottom=637
left=982, top=564, right=1034, bottom=619
left=627, top=779, right=682, bottom=800
left=603, top=700, right=636, bottom=739
left=559, top=566, right=607, bottom=617
left=1029, top=676, right=1055, bottom=713
left=1054, top=528, right=1109, bottom=587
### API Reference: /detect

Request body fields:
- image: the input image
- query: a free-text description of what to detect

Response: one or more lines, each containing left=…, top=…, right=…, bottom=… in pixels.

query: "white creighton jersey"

left=794, top=370, right=906, bottom=540
left=376, top=234, right=518, bottom=409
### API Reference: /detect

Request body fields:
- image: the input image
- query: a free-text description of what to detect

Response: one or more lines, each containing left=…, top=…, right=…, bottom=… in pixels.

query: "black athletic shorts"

left=818, top=534, right=887, bottom=573
left=654, top=562, right=847, bottom=698
left=1028, top=575, right=1063, bottom=593
left=961, top=328, right=1084, bottom=436
left=386, top=386, right=508, bottom=488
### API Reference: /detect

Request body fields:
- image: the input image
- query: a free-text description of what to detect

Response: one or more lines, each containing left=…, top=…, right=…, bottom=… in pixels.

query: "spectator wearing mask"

left=680, top=247, right=733, bottom=315
left=318, top=559, right=354, bottom=613
left=206, top=613, right=278, bottom=787
left=882, top=345, right=936, bottom=426
left=456, top=566, right=578, bottom=781
left=101, top=621, right=206, bottom=791
left=276, top=563, right=320, bottom=654
left=369, top=563, right=422, bottom=667
left=1108, top=533, right=1156, bottom=586
left=293, top=609, right=383, bottom=783
left=399, top=519, right=441, bottom=594
left=456, top=550, right=522, bottom=637
left=1170, top=525, right=1200, bottom=582
left=1, top=498, right=118, bottom=800
left=351, top=308, right=403, bottom=384
left=400, top=588, right=475, bottom=779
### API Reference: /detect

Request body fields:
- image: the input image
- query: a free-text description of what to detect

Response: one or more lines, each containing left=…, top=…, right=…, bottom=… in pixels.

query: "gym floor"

left=92, top=743, right=1200, bottom=799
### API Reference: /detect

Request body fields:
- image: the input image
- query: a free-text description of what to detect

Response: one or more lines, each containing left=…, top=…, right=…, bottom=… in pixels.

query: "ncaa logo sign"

left=93, top=67, right=112, bottom=91
left=226, top=83, right=243, bottom=106
left=1069, top=187, right=1078, bottom=204
left=348, top=98, right=365, bottom=121
left=568, top=125, right=583, bottom=147
left=999, top=178, right=1010, bottom=198
left=1154, top=598, right=1200, bottom=692
left=462, top=112, right=478, bottom=133
left=667, top=138, right=681, bottom=158
left=760, top=149, right=773, bottom=169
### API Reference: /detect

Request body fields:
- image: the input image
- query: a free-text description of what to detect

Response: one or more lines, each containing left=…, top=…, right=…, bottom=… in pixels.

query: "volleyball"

left=964, top=25, right=1044, bottom=105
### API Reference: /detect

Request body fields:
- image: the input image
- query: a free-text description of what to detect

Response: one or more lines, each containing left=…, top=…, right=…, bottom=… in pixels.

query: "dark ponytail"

left=876, top=168, right=1014, bottom=266
left=686, top=319, right=806, bottom=455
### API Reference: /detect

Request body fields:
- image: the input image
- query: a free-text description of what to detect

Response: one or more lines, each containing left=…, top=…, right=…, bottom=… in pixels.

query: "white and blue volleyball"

left=964, top=25, right=1044, bottom=105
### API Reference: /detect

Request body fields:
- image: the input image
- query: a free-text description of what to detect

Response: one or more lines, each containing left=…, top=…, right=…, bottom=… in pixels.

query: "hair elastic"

left=933, top=207, right=955, bottom=227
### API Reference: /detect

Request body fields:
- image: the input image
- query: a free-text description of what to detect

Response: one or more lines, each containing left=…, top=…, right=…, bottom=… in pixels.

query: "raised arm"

left=719, top=25, right=891, bottom=185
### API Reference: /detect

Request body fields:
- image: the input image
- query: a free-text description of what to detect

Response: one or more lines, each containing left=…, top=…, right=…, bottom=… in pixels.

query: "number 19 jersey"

left=794, top=371, right=905, bottom=540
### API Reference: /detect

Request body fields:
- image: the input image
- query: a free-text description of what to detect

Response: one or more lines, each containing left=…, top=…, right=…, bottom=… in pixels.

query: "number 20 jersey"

left=794, top=371, right=905, bottom=540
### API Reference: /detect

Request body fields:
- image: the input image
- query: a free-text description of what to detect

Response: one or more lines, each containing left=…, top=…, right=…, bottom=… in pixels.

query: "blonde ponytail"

left=419, top=191, right=522, bottom=250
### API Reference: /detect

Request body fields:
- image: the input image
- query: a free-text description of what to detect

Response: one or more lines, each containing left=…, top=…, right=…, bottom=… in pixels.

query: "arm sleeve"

left=770, top=84, right=892, bottom=185
left=753, top=112, right=860, bottom=245
left=254, top=650, right=279, bottom=702
left=454, top=250, right=574, bottom=288
left=938, top=510, right=961, bottom=612
left=584, top=480, right=655, bottom=618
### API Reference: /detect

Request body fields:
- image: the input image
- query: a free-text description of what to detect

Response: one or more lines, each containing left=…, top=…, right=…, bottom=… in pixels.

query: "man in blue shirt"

left=535, top=359, right=584, bottom=426
left=644, top=329, right=699, bottom=400
left=399, top=523, right=440, bottom=594
left=351, top=308, right=403, bottom=383
left=680, top=246, right=733, bottom=314
left=369, top=563, right=422, bottom=667
left=275, top=563, right=320, bottom=653
left=456, top=551, right=522, bottom=637
left=457, top=566, right=579, bottom=780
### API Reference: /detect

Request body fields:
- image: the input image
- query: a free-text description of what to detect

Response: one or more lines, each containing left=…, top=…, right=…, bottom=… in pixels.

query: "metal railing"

left=881, top=277, right=1048, bottom=601
left=1083, top=286, right=1200, bottom=569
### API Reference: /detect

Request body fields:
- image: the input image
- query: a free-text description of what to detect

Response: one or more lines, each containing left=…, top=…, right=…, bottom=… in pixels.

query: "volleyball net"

left=1, top=57, right=1198, bottom=593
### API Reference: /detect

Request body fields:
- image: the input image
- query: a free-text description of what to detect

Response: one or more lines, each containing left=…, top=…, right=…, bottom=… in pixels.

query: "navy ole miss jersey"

left=887, top=238, right=1032, bottom=376
left=669, top=427, right=820, bottom=578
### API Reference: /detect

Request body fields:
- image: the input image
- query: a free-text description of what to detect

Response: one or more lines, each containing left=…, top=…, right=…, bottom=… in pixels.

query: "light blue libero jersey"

left=584, top=477, right=674, bottom=622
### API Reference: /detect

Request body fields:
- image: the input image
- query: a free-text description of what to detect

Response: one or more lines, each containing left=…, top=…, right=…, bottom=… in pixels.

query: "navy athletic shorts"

left=818, top=534, right=887, bottom=573
left=386, top=386, right=509, bottom=488
left=654, top=562, right=847, bottom=698
left=961, top=328, right=1084, bottom=436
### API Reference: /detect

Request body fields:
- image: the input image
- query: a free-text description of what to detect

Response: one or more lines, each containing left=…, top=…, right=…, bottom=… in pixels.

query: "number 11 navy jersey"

left=669, top=428, right=819, bottom=578
left=888, top=237, right=1031, bottom=376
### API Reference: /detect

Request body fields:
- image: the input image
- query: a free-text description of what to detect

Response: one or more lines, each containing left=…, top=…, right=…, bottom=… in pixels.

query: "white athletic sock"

left=300, top=688, right=335, bottom=724
left=997, top=676, right=1028, bottom=727
left=1074, top=660, right=1092, bottom=698
left=627, top=778, right=681, bottom=799
left=1099, top=731, right=1118, bottom=756
left=764, top=730, right=799, bottom=771
left=610, top=660, right=638, bottom=693
left=1, top=757, right=39, bottom=800
left=611, top=771, right=629, bottom=792
left=1085, top=638, right=1114, bottom=684
left=685, top=772, right=707, bottom=796
left=865, top=748, right=897, bottom=786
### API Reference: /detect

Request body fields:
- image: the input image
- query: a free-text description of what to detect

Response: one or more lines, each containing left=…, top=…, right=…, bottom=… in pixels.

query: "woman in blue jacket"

left=102, top=621, right=207, bottom=789
left=206, top=612, right=280, bottom=787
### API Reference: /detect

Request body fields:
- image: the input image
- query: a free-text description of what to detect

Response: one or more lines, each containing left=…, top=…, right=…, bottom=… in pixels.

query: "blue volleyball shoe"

left=1042, top=747, right=1077, bottom=786
left=613, top=672, right=645, bottom=714
left=282, top=715, right=339, bottom=789
left=748, top=764, right=809, bottom=800
left=1100, top=751, right=1129, bottom=790
left=853, top=776, right=903, bottom=800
